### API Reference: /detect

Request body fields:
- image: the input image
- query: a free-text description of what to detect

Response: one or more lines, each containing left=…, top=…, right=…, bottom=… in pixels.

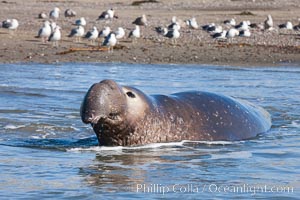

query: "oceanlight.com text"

left=135, top=183, right=294, bottom=196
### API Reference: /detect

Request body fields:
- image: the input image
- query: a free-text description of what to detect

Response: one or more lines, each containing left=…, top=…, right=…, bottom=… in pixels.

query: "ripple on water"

left=0, top=63, right=300, bottom=199
left=2, top=122, right=79, bottom=134
left=290, top=120, right=300, bottom=128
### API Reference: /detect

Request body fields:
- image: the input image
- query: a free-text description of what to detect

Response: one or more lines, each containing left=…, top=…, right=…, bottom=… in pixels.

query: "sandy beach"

left=0, top=0, right=299, bottom=66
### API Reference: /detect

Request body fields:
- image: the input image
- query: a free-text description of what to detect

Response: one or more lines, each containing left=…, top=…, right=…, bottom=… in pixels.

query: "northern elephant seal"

left=81, top=79, right=271, bottom=146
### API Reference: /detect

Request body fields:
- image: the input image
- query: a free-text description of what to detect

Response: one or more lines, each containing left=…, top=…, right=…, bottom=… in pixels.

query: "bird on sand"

left=239, top=29, right=251, bottom=37
left=292, top=18, right=300, bottom=30
left=38, top=12, right=47, bottom=19
left=48, top=26, right=61, bottom=47
left=98, top=8, right=117, bottom=20
left=115, top=27, right=125, bottom=39
left=186, top=17, right=199, bottom=29
left=278, top=21, right=293, bottom=30
left=155, top=26, right=168, bottom=36
left=212, top=30, right=227, bottom=39
left=84, top=26, right=99, bottom=45
left=226, top=28, right=239, bottom=38
left=74, top=17, right=86, bottom=26
left=129, top=25, right=140, bottom=43
left=98, top=26, right=111, bottom=43
left=68, top=25, right=85, bottom=42
left=2, top=19, right=19, bottom=31
left=165, top=26, right=180, bottom=45
left=49, top=7, right=60, bottom=20
left=64, top=9, right=77, bottom=18
left=264, top=15, right=274, bottom=30
left=102, top=32, right=117, bottom=52
left=235, top=21, right=250, bottom=31
left=132, top=14, right=147, bottom=26
left=224, top=18, right=236, bottom=26
left=36, top=20, right=51, bottom=43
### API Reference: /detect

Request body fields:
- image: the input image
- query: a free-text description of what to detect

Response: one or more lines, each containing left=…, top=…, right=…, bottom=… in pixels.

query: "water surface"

left=0, top=63, right=299, bottom=199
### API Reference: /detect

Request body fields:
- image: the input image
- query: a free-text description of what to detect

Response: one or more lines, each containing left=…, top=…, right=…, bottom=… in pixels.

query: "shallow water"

left=0, top=63, right=299, bottom=199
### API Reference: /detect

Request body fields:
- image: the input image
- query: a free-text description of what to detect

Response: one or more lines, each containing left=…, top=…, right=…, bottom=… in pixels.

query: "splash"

left=67, top=141, right=185, bottom=152
left=67, top=140, right=238, bottom=152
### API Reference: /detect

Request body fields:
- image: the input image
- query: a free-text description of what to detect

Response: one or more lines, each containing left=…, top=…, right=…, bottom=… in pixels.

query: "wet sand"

left=0, top=0, right=300, bottom=66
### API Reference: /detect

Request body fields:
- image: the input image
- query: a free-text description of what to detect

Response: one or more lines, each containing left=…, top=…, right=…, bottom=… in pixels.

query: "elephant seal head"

left=80, top=79, right=151, bottom=146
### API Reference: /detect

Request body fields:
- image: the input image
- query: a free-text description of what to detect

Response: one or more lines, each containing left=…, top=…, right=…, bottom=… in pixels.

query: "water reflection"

left=79, top=142, right=246, bottom=192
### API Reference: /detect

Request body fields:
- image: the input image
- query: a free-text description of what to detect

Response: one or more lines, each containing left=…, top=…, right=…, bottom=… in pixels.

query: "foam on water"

left=30, top=132, right=54, bottom=139
left=3, top=124, right=27, bottom=130
left=184, top=140, right=238, bottom=145
left=67, top=141, right=186, bottom=152
left=67, top=140, right=239, bottom=152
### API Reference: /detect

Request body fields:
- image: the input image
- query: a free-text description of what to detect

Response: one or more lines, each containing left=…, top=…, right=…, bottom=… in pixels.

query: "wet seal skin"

left=81, top=79, right=271, bottom=146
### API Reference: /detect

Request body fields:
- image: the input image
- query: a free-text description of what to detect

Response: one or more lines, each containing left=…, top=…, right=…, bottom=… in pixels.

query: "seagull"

left=249, top=22, right=264, bottom=30
left=235, top=21, right=250, bottom=31
left=36, top=20, right=51, bottom=42
left=170, top=16, right=186, bottom=28
left=2, top=19, right=19, bottom=31
left=239, top=29, right=251, bottom=37
left=294, top=26, right=300, bottom=31
left=98, top=26, right=111, bottom=43
left=226, top=28, right=239, bottom=38
left=74, top=17, right=86, bottom=26
left=264, top=15, right=273, bottom=30
left=68, top=25, right=85, bottom=42
left=171, top=16, right=177, bottom=24
left=38, top=12, right=47, bottom=19
left=186, top=17, right=199, bottom=29
left=293, top=19, right=300, bottom=30
left=129, top=25, right=140, bottom=43
left=102, top=32, right=117, bottom=52
left=278, top=21, right=293, bottom=30
left=208, top=25, right=223, bottom=34
left=48, top=26, right=61, bottom=47
left=155, top=26, right=168, bottom=36
left=132, top=14, right=147, bottom=26
left=168, top=22, right=181, bottom=31
left=165, top=26, right=180, bottom=45
left=224, top=18, right=236, bottom=26
left=84, top=26, right=98, bottom=45
left=212, top=30, right=227, bottom=39
left=115, top=27, right=125, bottom=39
left=202, top=23, right=215, bottom=31
left=98, top=8, right=117, bottom=20
left=64, top=9, right=77, bottom=18
left=49, top=7, right=60, bottom=20
left=50, top=21, right=57, bottom=33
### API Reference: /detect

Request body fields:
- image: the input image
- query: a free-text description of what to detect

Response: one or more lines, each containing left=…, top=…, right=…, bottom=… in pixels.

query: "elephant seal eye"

left=126, top=91, right=136, bottom=98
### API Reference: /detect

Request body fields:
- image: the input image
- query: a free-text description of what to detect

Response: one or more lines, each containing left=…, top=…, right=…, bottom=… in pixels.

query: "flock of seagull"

left=1, top=6, right=300, bottom=52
